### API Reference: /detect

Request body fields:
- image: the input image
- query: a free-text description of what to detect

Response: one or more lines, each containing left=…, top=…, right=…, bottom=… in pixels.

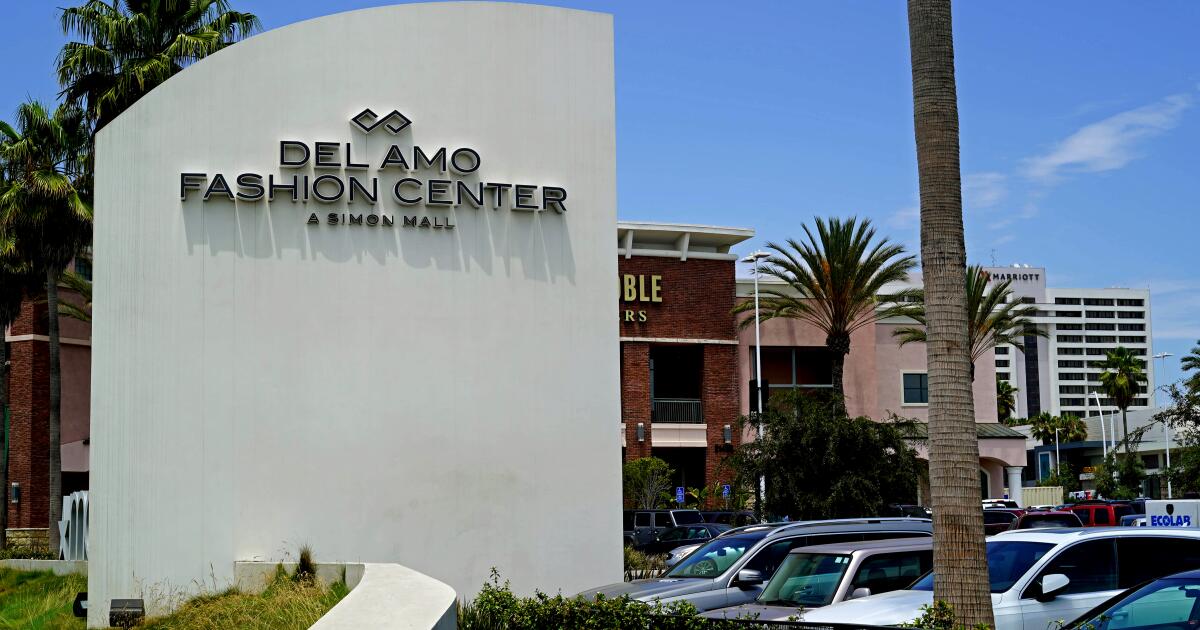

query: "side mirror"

left=849, top=587, right=872, bottom=600
left=1037, top=574, right=1070, bottom=602
left=734, top=569, right=764, bottom=588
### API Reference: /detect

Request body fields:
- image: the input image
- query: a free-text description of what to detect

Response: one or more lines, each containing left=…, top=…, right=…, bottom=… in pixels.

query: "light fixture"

left=636, top=422, right=645, bottom=442
left=110, top=599, right=145, bottom=628
left=723, top=425, right=732, bottom=445
left=9, top=482, right=18, bottom=504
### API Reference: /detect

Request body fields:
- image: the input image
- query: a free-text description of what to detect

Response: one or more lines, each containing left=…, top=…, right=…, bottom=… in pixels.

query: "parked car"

left=984, top=508, right=1025, bottom=535
left=1008, top=511, right=1083, bottom=530
left=700, top=538, right=933, bottom=621
left=665, top=543, right=702, bottom=568
left=635, top=523, right=731, bottom=555
left=701, top=511, right=759, bottom=527
left=1070, top=501, right=1135, bottom=527
left=882, top=504, right=932, bottom=518
left=984, top=499, right=1021, bottom=509
left=577, top=518, right=933, bottom=612
left=623, top=509, right=704, bottom=547
left=1064, top=567, right=1200, bottom=629
left=795, top=528, right=1200, bottom=630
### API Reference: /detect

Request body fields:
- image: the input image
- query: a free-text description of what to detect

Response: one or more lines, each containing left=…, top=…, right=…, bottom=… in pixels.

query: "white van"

left=797, top=528, right=1200, bottom=630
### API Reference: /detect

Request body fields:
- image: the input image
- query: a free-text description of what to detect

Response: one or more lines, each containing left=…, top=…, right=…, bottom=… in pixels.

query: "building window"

left=1086, top=323, right=1116, bottom=331
left=1117, top=299, right=1144, bottom=307
left=1060, top=385, right=1085, bottom=394
left=1020, top=297, right=1036, bottom=304
left=1117, top=311, right=1144, bottom=319
left=1058, top=335, right=1083, bottom=343
left=1118, top=323, right=1145, bottom=331
left=1060, top=398, right=1085, bottom=406
left=1143, top=454, right=1160, bottom=469
left=1084, top=298, right=1115, bottom=306
left=751, top=346, right=835, bottom=389
left=1058, top=347, right=1084, bottom=355
left=1057, top=323, right=1083, bottom=331
left=1087, top=311, right=1115, bottom=319
left=1086, top=336, right=1116, bottom=344
left=995, top=346, right=1009, bottom=355
left=1059, top=360, right=1084, bottom=368
left=1055, top=297, right=1082, bottom=305
left=1061, top=373, right=1085, bottom=381
left=902, top=373, right=929, bottom=405
left=73, top=257, right=92, bottom=281
left=1118, top=336, right=1146, bottom=344
left=995, top=359, right=1010, bottom=368
left=1086, top=348, right=1113, bottom=356
left=1056, top=311, right=1082, bottom=318
left=997, top=374, right=1010, bottom=382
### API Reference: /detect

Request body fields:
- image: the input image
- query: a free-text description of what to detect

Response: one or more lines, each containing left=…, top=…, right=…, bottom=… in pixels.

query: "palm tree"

left=0, top=101, right=93, bottom=555
left=58, top=0, right=261, bottom=130
left=1097, top=347, right=1147, bottom=456
left=996, top=379, right=1018, bottom=421
left=893, top=265, right=1048, bottom=380
left=1183, top=341, right=1200, bottom=393
left=1029, top=412, right=1088, bottom=444
left=57, top=267, right=92, bottom=323
left=907, top=0, right=994, bottom=625
left=732, top=217, right=917, bottom=407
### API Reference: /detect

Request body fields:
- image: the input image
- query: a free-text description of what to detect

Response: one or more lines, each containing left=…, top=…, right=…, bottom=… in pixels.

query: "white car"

left=796, top=528, right=1200, bottom=630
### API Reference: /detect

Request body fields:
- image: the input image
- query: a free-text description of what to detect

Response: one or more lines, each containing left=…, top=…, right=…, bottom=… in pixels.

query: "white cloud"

left=963, top=172, right=1007, bottom=209
left=888, top=205, right=919, bottom=229
left=1022, top=93, right=1192, bottom=181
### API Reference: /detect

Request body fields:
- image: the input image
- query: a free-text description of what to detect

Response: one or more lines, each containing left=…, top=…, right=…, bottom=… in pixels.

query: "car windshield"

left=912, top=540, right=1053, bottom=593
left=673, top=511, right=703, bottom=525
left=1071, top=578, right=1200, bottom=630
left=667, top=534, right=766, bottom=578
left=758, top=552, right=851, bottom=608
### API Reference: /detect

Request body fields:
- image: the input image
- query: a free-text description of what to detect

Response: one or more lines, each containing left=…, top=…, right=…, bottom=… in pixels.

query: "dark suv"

left=624, top=509, right=704, bottom=547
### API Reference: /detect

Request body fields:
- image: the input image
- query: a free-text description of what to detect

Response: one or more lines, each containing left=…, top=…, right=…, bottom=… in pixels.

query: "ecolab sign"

left=1148, top=500, right=1200, bottom=527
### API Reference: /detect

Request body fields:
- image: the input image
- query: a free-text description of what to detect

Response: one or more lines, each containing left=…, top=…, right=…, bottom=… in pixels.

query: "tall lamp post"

left=1154, top=352, right=1174, bottom=498
left=742, top=250, right=770, bottom=521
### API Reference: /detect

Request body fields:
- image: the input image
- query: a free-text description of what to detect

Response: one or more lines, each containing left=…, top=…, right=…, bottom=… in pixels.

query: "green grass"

left=0, top=566, right=348, bottom=630
left=0, top=568, right=87, bottom=629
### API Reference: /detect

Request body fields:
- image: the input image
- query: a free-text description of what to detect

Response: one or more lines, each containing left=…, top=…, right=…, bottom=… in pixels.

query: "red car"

left=983, top=508, right=1025, bottom=535
left=1007, top=510, right=1083, bottom=530
left=1070, top=501, right=1135, bottom=527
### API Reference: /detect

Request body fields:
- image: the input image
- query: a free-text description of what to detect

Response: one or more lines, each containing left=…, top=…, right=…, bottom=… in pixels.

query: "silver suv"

left=701, top=537, right=933, bottom=621
left=578, top=517, right=931, bottom=612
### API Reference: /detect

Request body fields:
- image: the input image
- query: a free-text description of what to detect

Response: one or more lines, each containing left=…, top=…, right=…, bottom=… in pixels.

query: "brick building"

left=3, top=278, right=91, bottom=548
left=617, top=222, right=753, bottom=498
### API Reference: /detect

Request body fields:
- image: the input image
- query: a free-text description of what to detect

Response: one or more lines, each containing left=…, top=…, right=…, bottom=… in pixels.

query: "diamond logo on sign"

left=350, top=108, right=412, bottom=134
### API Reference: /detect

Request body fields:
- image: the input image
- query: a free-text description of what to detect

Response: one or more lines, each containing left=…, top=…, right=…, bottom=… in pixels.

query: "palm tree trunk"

left=0, top=334, right=9, bottom=550
left=907, top=1, right=994, bottom=627
left=1122, top=408, right=1130, bottom=456
left=827, top=334, right=851, bottom=415
left=46, top=270, right=62, bottom=557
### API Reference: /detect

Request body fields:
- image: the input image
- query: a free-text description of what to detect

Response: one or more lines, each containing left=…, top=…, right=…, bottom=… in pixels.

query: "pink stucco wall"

left=737, top=316, right=999, bottom=423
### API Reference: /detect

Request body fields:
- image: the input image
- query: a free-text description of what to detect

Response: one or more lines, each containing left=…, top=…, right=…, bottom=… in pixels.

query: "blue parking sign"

left=676, top=487, right=685, bottom=504
left=722, top=484, right=731, bottom=498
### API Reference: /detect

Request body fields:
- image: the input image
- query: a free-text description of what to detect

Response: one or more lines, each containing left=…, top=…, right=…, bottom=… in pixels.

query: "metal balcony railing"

left=651, top=398, right=704, bottom=423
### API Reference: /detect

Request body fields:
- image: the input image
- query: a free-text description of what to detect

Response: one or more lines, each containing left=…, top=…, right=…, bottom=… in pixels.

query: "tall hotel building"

left=980, top=266, right=1154, bottom=420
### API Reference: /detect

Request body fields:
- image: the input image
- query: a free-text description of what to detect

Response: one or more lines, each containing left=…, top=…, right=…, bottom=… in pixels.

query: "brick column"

left=621, top=342, right=652, bottom=461
left=6, top=298, right=50, bottom=529
left=703, top=343, right=739, bottom=505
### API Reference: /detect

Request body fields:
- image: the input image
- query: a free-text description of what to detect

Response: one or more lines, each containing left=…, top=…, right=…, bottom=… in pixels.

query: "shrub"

left=622, top=546, right=666, bottom=572
left=458, top=570, right=755, bottom=629
left=900, top=600, right=991, bottom=630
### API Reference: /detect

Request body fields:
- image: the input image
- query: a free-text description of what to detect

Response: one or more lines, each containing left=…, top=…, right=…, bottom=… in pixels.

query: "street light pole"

left=1054, top=426, right=1060, bottom=474
left=1154, top=352, right=1174, bottom=499
left=742, top=251, right=770, bottom=520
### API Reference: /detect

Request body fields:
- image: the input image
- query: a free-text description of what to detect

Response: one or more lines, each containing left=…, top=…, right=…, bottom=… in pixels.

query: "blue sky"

left=3, top=1, right=1197, bottom=391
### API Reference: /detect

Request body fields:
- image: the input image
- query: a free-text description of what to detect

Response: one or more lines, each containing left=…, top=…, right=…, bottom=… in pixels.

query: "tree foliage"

left=1028, top=412, right=1088, bottom=444
left=731, top=217, right=917, bottom=407
left=622, top=457, right=673, bottom=510
left=58, top=0, right=261, bottom=130
left=996, top=379, right=1017, bottom=421
left=1183, top=342, right=1200, bottom=394
left=728, top=390, right=921, bottom=520
left=1038, top=462, right=1080, bottom=495
left=893, top=265, right=1048, bottom=380
left=1157, top=383, right=1200, bottom=496
left=1098, top=346, right=1148, bottom=456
